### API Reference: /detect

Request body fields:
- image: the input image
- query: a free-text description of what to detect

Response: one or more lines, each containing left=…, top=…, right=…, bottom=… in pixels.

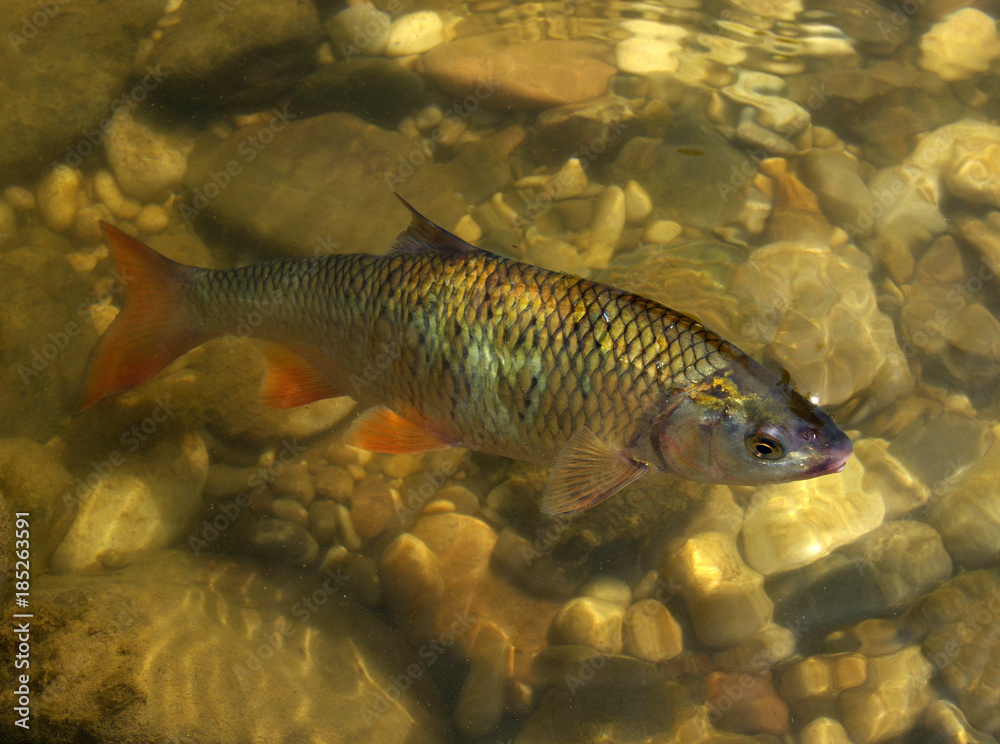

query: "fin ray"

left=344, top=405, right=455, bottom=453
left=79, top=222, right=206, bottom=410
left=541, top=428, right=648, bottom=516
left=259, top=343, right=343, bottom=408
left=391, top=194, right=479, bottom=255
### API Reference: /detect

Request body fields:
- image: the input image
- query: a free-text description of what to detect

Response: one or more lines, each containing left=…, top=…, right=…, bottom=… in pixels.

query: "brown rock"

left=419, top=36, right=616, bottom=110
left=705, top=671, right=790, bottom=735
left=350, top=476, right=397, bottom=540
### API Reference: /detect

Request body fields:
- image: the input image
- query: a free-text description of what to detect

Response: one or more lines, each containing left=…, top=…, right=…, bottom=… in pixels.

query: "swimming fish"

left=80, top=196, right=852, bottom=516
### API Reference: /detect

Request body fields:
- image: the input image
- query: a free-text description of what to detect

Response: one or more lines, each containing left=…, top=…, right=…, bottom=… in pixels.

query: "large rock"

left=0, top=550, right=453, bottom=743
left=147, top=0, right=322, bottom=108
left=419, top=36, right=616, bottom=110
left=0, top=247, right=97, bottom=441
left=184, top=112, right=524, bottom=258
left=0, top=0, right=163, bottom=183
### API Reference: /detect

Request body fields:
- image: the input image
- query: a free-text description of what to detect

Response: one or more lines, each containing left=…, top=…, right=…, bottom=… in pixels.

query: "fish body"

left=82, top=198, right=852, bottom=514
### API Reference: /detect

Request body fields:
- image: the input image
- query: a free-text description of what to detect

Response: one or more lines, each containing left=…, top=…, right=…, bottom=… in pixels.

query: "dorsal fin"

left=391, top=194, right=479, bottom=255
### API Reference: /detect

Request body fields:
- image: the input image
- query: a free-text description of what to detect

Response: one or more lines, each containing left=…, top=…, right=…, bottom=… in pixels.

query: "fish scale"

left=81, top=202, right=852, bottom=515
left=186, top=247, right=733, bottom=464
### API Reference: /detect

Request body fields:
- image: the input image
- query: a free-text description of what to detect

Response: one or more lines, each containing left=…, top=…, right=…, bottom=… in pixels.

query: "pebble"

left=582, top=185, right=625, bottom=270
left=92, top=169, right=141, bottom=219
left=350, top=476, right=398, bottom=540
left=376, top=452, right=426, bottom=479
left=453, top=215, right=482, bottom=244
left=623, top=180, right=652, bottom=224
left=918, top=8, right=1000, bottom=81
left=51, top=433, right=209, bottom=572
left=740, top=455, right=884, bottom=576
left=325, top=6, right=391, bottom=58
left=665, top=531, right=773, bottom=647
left=801, top=717, right=854, bottom=744
left=385, top=12, right=444, bottom=57
left=490, top=527, right=588, bottom=601
left=135, top=204, right=169, bottom=234
left=929, top=426, right=1000, bottom=568
left=313, top=465, right=354, bottom=501
left=414, top=105, right=443, bottom=131
left=580, top=576, right=632, bottom=608
left=334, top=502, right=362, bottom=551
left=453, top=627, right=509, bottom=738
left=552, top=597, right=624, bottom=654
left=36, top=164, right=81, bottom=232
left=202, top=463, right=253, bottom=499
left=643, top=219, right=682, bottom=244
left=3, top=185, right=35, bottom=211
left=378, top=532, right=444, bottom=634
left=308, top=500, right=341, bottom=545
left=271, top=462, right=314, bottom=506
left=270, top=498, right=309, bottom=527
left=247, top=518, right=320, bottom=566
left=779, top=653, right=868, bottom=712
left=622, top=599, right=682, bottom=663
left=712, top=622, right=796, bottom=672
left=105, top=110, right=191, bottom=201
left=704, top=671, right=789, bottom=735
left=923, top=700, right=997, bottom=744
left=73, top=204, right=114, bottom=245
left=840, top=646, right=934, bottom=744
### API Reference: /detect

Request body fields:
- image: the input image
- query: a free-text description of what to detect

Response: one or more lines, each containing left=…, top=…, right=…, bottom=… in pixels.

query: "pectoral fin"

left=344, top=405, right=456, bottom=453
left=541, top=428, right=649, bottom=516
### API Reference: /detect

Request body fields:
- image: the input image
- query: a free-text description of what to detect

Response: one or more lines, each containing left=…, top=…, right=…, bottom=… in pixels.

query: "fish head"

left=651, top=355, right=852, bottom=485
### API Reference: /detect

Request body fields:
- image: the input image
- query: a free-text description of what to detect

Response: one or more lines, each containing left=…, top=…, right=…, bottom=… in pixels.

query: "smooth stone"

left=271, top=463, right=314, bottom=506
left=0, top=550, right=451, bottom=743
left=552, top=597, right=624, bottom=654
left=581, top=185, right=625, bottom=269
left=313, top=466, right=354, bottom=502
left=740, top=455, right=883, bottom=576
left=375, top=452, right=426, bottom=479
left=419, top=36, right=616, bottom=110
left=385, top=12, right=444, bottom=57
left=453, top=627, right=509, bottom=738
left=0, top=199, right=16, bottom=246
left=779, top=653, right=868, bottom=711
left=325, top=6, right=390, bottom=57
left=185, top=112, right=522, bottom=257
left=622, top=599, right=682, bottom=663
left=923, top=700, right=998, bottom=744
left=665, top=531, right=773, bottom=648
left=36, top=164, right=81, bottom=233
left=580, top=576, right=632, bottom=608
left=797, top=149, right=875, bottom=237
left=147, top=0, right=322, bottom=107
left=93, top=170, right=141, bottom=219
left=350, top=476, right=398, bottom=540
left=104, top=111, right=192, bottom=202
left=854, top=438, right=929, bottom=520
left=623, top=180, right=652, bottom=224
left=532, top=96, right=636, bottom=166
left=490, top=527, right=588, bottom=601
left=0, top=439, right=76, bottom=569
left=918, top=8, right=1000, bottom=81
left=334, top=503, right=362, bottom=551
left=643, top=219, right=682, bottom=244
left=711, top=622, right=796, bottom=673
left=840, top=646, right=934, bottom=744
left=247, top=517, right=320, bottom=566
left=705, top=671, right=789, bottom=734
left=802, top=717, right=855, bottom=744
left=270, top=498, right=309, bottom=527
left=51, top=433, right=209, bottom=572
left=308, top=500, right=342, bottom=546
left=929, top=429, right=1000, bottom=568
left=615, top=37, right=683, bottom=75
left=0, top=0, right=162, bottom=184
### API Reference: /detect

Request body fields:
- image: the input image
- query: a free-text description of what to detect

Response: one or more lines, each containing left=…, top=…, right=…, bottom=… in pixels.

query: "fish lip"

left=807, top=451, right=851, bottom=477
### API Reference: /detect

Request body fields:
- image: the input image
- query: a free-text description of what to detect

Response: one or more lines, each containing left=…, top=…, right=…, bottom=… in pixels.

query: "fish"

left=80, top=196, right=853, bottom=516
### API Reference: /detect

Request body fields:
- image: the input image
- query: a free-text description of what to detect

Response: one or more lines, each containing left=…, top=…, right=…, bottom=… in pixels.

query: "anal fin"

left=541, top=428, right=648, bottom=516
left=344, top=405, right=455, bottom=453
left=259, top=343, right=343, bottom=408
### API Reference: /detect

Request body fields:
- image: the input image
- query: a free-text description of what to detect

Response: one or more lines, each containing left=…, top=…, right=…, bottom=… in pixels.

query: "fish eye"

left=746, top=430, right=785, bottom=460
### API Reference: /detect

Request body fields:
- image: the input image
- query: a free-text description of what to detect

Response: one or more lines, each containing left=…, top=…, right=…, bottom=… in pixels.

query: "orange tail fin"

left=78, top=222, right=208, bottom=410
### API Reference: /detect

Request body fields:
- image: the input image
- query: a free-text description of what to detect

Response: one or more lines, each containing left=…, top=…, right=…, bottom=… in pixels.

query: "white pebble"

left=36, top=164, right=81, bottom=233
left=385, top=12, right=444, bottom=57
left=93, top=170, right=142, bottom=220
left=644, top=219, right=682, bottom=244
left=3, top=185, right=35, bottom=211
left=135, top=204, right=169, bottom=234
left=624, top=180, right=652, bottom=223
left=453, top=215, right=482, bottom=243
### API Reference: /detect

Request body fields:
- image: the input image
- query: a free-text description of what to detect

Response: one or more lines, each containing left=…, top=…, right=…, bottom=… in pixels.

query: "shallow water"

left=2, top=0, right=1000, bottom=742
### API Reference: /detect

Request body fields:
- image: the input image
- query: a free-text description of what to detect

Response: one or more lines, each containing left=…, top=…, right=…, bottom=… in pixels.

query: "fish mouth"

left=807, top=451, right=851, bottom=477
